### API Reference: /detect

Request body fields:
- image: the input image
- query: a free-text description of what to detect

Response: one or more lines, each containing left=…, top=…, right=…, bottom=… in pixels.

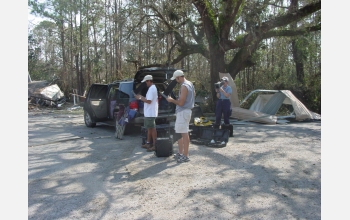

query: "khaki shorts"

left=144, top=117, right=156, bottom=129
left=175, top=109, right=192, bottom=133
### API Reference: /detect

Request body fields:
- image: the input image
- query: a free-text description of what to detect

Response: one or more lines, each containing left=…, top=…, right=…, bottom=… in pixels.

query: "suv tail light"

left=129, top=100, right=138, bottom=110
left=158, top=94, right=162, bottom=102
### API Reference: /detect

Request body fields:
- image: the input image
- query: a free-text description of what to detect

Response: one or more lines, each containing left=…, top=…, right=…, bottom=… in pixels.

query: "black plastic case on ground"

left=154, top=137, right=173, bottom=157
left=190, top=127, right=230, bottom=147
left=213, top=129, right=229, bottom=143
left=221, top=124, right=233, bottom=137
left=189, top=124, right=202, bottom=139
left=141, top=124, right=175, bottom=144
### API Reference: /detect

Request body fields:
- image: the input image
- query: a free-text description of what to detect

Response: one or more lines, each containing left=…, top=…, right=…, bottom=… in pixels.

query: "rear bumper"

left=132, top=114, right=176, bottom=124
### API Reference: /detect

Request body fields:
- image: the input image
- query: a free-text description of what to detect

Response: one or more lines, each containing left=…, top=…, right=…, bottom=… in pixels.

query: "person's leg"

left=147, top=118, right=157, bottom=151
left=147, top=128, right=152, bottom=143
left=176, top=109, right=191, bottom=162
left=150, top=117, right=157, bottom=145
left=150, top=127, right=157, bottom=146
left=146, top=127, right=157, bottom=151
left=174, top=111, right=186, bottom=157
left=223, top=100, right=231, bottom=124
left=142, top=118, right=152, bottom=148
left=181, top=133, right=190, bottom=157
left=177, top=137, right=184, bottom=155
left=215, top=100, right=223, bottom=125
left=182, top=109, right=192, bottom=157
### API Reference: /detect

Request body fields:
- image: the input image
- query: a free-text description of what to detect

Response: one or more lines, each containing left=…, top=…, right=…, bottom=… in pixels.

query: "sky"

left=28, top=9, right=42, bottom=30
left=28, top=3, right=47, bottom=32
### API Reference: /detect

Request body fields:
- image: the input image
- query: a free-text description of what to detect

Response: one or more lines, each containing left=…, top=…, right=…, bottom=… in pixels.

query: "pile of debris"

left=219, top=73, right=321, bottom=124
left=28, top=80, right=66, bottom=108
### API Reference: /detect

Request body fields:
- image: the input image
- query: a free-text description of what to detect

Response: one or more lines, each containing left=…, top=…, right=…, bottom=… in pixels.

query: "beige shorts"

left=175, top=109, right=192, bottom=133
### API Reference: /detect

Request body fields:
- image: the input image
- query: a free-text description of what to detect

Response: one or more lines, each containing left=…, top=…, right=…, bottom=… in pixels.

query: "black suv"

left=83, top=67, right=177, bottom=131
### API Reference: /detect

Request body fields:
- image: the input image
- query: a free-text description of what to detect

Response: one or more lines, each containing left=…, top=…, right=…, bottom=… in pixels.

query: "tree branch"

left=170, top=44, right=210, bottom=65
left=188, top=20, right=205, bottom=44
left=221, top=1, right=321, bottom=51
left=260, top=1, right=321, bottom=32
left=219, top=0, right=244, bottom=38
left=263, top=24, right=321, bottom=39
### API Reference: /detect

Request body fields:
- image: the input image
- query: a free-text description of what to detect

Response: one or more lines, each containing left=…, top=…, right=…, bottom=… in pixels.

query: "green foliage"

left=27, top=0, right=320, bottom=114
left=234, top=29, right=321, bottom=114
left=28, top=33, right=41, bottom=76
left=235, top=34, right=245, bottom=46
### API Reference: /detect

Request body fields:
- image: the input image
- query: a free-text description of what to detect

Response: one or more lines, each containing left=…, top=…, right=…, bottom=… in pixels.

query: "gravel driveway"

left=28, top=108, right=321, bottom=220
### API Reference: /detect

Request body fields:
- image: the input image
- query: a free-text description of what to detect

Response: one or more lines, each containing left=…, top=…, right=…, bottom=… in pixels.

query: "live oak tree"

left=29, top=0, right=321, bottom=109
left=143, top=0, right=321, bottom=100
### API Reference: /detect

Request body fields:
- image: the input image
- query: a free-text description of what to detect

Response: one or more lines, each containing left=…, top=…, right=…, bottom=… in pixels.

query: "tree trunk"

left=292, top=40, right=305, bottom=83
left=69, top=12, right=74, bottom=90
left=290, top=0, right=304, bottom=84
left=74, top=14, right=81, bottom=92
left=138, top=0, right=143, bottom=68
left=104, top=0, right=108, bottom=82
left=110, top=23, right=114, bottom=80
left=92, top=17, right=100, bottom=83
left=59, top=17, right=67, bottom=90
left=209, top=47, right=226, bottom=103
left=114, top=0, right=119, bottom=79
left=79, top=0, right=84, bottom=95
left=86, top=0, right=91, bottom=87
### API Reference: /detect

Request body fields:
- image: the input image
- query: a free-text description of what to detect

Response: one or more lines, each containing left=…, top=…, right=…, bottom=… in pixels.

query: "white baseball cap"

left=141, top=75, right=153, bottom=83
left=170, top=70, right=184, bottom=80
left=221, top=76, right=229, bottom=82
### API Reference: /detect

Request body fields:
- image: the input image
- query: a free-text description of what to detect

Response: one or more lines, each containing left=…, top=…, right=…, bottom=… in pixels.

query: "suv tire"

left=84, top=110, right=96, bottom=127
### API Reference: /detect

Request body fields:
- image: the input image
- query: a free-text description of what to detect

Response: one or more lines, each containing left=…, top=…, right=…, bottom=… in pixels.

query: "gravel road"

left=28, top=108, right=321, bottom=220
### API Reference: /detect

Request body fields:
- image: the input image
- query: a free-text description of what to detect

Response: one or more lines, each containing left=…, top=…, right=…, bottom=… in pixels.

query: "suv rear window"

left=109, top=87, right=129, bottom=99
left=89, top=85, right=108, bottom=99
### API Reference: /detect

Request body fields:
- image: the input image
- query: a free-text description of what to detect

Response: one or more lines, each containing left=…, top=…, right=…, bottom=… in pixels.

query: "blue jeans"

left=215, top=99, right=231, bottom=125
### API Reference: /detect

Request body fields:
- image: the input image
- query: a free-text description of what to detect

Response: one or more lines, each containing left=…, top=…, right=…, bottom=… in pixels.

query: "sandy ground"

left=28, top=106, right=321, bottom=220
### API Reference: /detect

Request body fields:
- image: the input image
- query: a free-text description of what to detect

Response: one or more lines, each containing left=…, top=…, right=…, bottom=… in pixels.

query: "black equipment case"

left=221, top=124, right=233, bottom=137
left=154, top=137, right=173, bottom=157
left=141, top=124, right=175, bottom=145
left=190, top=126, right=230, bottom=148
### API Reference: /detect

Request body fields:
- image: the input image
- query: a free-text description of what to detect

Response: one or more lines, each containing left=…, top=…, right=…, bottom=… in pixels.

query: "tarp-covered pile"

left=218, top=73, right=321, bottom=124
left=28, top=80, right=66, bottom=106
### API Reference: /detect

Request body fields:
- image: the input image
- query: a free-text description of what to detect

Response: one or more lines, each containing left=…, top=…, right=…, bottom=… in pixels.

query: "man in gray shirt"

left=166, top=70, right=195, bottom=163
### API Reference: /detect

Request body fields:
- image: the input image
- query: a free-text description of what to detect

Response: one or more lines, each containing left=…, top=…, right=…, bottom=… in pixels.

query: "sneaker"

left=173, top=153, right=181, bottom=160
left=146, top=145, right=156, bottom=152
left=142, top=143, right=151, bottom=148
left=177, top=155, right=190, bottom=163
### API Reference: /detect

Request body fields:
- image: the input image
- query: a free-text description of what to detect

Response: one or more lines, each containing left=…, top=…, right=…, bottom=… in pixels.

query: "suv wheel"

left=84, top=110, right=96, bottom=127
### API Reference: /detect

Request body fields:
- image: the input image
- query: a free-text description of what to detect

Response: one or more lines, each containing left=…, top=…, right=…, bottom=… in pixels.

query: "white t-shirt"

left=144, top=84, right=158, bottom=117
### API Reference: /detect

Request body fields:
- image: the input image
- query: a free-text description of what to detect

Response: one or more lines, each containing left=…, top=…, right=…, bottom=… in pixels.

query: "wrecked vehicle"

left=83, top=67, right=177, bottom=130
left=28, top=80, right=66, bottom=107
left=218, top=73, right=321, bottom=124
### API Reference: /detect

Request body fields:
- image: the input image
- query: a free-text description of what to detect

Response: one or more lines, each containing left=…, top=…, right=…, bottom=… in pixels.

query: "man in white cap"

left=135, top=75, right=158, bottom=152
left=215, top=76, right=232, bottom=126
left=166, top=70, right=195, bottom=163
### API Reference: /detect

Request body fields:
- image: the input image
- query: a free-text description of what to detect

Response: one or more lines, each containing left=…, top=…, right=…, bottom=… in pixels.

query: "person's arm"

left=219, top=87, right=231, bottom=98
left=143, top=97, right=152, bottom=104
left=136, top=85, right=158, bottom=104
left=166, top=85, right=188, bottom=106
left=135, top=94, right=152, bottom=104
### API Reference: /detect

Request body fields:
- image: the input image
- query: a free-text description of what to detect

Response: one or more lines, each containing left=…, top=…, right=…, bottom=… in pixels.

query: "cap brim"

left=170, top=76, right=175, bottom=80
